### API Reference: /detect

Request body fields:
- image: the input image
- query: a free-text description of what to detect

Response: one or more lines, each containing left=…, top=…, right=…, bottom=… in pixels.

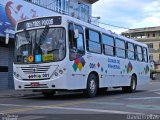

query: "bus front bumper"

left=14, top=75, right=68, bottom=90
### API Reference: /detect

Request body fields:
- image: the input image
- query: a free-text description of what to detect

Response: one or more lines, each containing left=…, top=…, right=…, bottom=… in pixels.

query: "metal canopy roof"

left=122, top=26, right=160, bottom=34
left=88, top=0, right=99, bottom=4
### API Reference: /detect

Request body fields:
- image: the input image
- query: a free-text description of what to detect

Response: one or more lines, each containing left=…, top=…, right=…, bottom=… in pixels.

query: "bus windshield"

left=14, top=28, right=65, bottom=64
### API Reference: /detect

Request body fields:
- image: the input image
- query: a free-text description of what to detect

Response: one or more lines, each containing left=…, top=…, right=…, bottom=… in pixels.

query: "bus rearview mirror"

left=74, top=29, right=79, bottom=39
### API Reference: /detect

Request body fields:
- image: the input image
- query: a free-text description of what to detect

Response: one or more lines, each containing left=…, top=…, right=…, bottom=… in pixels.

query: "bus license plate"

left=31, top=82, right=40, bottom=87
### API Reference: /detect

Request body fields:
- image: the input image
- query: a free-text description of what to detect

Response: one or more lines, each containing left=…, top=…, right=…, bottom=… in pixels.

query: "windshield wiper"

left=24, top=29, right=31, bottom=44
left=39, top=25, right=49, bottom=45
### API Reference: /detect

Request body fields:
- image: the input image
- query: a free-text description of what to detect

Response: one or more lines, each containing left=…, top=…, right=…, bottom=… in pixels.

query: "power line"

left=98, top=21, right=130, bottom=29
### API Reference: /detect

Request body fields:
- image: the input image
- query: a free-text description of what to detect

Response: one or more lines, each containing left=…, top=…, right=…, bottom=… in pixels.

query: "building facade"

left=0, top=0, right=98, bottom=89
left=122, top=27, right=160, bottom=79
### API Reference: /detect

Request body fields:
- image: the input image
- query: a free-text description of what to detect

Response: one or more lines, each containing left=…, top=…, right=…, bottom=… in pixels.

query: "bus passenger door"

left=68, top=23, right=86, bottom=89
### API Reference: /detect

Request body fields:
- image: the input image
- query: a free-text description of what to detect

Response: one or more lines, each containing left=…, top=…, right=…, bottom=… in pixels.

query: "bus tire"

left=122, top=75, right=137, bottom=93
left=84, top=74, right=98, bottom=98
left=42, top=91, right=55, bottom=98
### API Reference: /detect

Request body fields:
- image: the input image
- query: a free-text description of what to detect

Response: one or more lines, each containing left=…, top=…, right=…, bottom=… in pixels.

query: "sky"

left=92, top=0, right=160, bottom=34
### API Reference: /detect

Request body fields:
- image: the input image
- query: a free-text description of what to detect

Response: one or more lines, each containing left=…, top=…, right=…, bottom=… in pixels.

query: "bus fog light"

left=17, top=74, right=20, bottom=78
left=59, top=70, right=63, bottom=74
left=14, top=72, right=16, bottom=75
left=54, top=72, right=58, bottom=77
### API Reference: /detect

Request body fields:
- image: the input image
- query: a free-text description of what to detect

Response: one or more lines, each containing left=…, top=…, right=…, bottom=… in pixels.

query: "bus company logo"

left=28, top=74, right=41, bottom=79
left=97, top=62, right=100, bottom=68
left=127, top=61, right=133, bottom=73
left=72, top=57, right=86, bottom=72
left=144, top=65, right=149, bottom=75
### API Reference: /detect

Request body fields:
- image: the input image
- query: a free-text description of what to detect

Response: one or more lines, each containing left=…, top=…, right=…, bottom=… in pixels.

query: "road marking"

left=0, top=101, right=90, bottom=114
left=155, top=92, right=160, bottom=95
left=127, top=97, right=160, bottom=100
left=90, top=102, right=124, bottom=106
left=127, top=104, right=160, bottom=111
left=49, top=100, right=89, bottom=107
left=36, top=106, right=141, bottom=114
left=150, top=89, right=160, bottom=92
left=0, top=104, right=23, bottom=107
left=0, top=103, right=142, bottom=115
left=18, top=115, right=46, bottom=120
left=0, top=107, right=41, bottom=114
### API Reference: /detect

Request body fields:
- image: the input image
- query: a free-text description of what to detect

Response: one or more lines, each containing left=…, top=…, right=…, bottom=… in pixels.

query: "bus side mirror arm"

left=74, top=29, right=79, bottom=39
left=5, top=33, right=9, bottom=44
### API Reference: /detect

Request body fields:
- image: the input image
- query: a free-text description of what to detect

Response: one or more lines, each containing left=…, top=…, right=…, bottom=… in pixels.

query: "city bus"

left=13, top=15, right=150, bottom=97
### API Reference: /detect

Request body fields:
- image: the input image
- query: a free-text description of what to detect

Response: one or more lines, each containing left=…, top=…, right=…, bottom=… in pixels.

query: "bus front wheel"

left=84, top=74, right=98, bottom=98
left=122, top=75, right=137, bottom=93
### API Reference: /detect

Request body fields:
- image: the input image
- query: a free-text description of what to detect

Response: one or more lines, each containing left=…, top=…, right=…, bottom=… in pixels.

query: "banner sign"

left=17, top=16, right=62, bottom=31
left=0, top=0, right=58, bottom=38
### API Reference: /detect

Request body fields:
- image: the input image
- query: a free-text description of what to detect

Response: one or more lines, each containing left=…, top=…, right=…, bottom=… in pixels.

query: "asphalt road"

left=0, top=80, right=160, bottom=120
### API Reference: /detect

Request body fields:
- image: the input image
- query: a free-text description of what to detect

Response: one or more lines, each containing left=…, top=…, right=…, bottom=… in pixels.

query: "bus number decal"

left=28, top=74, right=49, bottom=79
left=42, top=74, right=49, bottom=78
left=89, top=63, right=96, bottom=69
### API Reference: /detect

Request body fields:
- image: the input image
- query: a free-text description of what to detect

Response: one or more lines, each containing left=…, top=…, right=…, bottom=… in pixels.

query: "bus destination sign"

left=17, top=16, right=62, bottom=30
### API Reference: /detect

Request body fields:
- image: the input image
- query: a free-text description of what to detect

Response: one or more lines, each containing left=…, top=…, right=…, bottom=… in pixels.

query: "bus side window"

left=127, top=42, right=135, bottom=60
left=102, top=34, right=115, bottom=56
left=86, top=29, right=101, bottom=54
left=115, top=38, right=126, bottom=58
left=136, top=45, right=143, bottom=61
left=143, top=47, right=148, bottom=62
left=68, top=23, right=85, bottom=61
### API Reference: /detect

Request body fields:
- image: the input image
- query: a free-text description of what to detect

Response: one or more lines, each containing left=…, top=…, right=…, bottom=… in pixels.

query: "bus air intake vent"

left=21, top=66, right=50, bottom=74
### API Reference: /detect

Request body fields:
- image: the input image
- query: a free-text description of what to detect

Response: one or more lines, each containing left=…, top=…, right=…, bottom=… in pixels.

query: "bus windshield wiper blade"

left=24, top=29, right=31, bottom=44
left=39, top=25, right=49, bottom=45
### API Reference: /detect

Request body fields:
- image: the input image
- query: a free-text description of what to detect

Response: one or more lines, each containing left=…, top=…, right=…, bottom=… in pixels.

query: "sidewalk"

left=0, top=89, right=39, bottom=98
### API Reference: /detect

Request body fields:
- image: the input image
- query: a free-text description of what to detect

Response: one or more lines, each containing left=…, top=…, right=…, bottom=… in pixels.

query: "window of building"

left=149, top=54, right=153, bottom=61
left=147, top=43, right=153, bottom=49
left=78, top=3, right=89, bottom=22
left=143, top=47, right=148, bottom=62
left=86, top=29, right=101, bottom=54
left=136, top=46, right=143, bottom=61
left=127, top=42, right=135, bottom=60
left=102, top=34, right=115, bottom=56
left=153, top=33, right=155, bottom=37
left=147, top=34, right=150, bottom=38
left=159, top=54, right=160, bottom=61
left=69, top=23, right=85, bottom=60
left=115, top=38, right=126, bottom=58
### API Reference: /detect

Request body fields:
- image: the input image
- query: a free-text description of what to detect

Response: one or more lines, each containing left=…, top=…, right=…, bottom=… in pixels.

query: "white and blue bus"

left=13, top=15, right=150, bottom=97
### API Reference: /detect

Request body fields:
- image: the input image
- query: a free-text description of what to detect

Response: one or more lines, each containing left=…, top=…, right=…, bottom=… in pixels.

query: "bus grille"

left=21, top=66, right=50, bottom=74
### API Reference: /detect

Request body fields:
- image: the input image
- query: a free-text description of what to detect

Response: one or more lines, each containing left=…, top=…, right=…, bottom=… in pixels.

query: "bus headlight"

left=51, top=68, right=66, bottom=78
left=13, top=69, right=22, bottom=80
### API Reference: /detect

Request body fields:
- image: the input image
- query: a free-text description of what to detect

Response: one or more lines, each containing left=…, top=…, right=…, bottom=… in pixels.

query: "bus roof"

left=62, top=15, right=147, bottom=47
left=16, top=15, right=148, bottom=48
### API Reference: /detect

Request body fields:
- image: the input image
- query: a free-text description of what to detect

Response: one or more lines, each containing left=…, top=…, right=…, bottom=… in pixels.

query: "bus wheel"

left=122, top=75, right=137, bottom=93
left=42, top=91, right=55, bottom=98
left=84, top=74, right=98, bottom=98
